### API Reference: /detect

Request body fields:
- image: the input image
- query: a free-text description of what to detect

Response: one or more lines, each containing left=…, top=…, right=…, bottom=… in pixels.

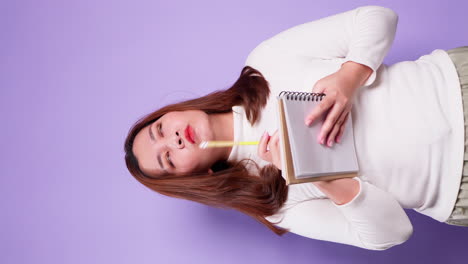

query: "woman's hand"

left=257, top=130, right=282, bottom=170
left=304, top=61, right=373, bottom=147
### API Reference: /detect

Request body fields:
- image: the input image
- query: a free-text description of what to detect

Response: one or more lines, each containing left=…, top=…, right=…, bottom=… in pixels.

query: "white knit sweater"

left=226, top=5, right=464, bottom=250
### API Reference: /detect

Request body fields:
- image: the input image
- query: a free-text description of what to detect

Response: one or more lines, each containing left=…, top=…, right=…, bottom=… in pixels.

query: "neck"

left=209, top=111, right=234, bottom=160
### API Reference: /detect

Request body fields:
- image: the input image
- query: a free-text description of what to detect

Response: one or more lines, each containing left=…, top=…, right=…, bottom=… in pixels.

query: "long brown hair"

left=124, top=66, right=289, bottom=235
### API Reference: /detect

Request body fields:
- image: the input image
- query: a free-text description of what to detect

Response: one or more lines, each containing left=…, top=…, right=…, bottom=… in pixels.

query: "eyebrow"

left=149, top=124, right=167, bottom=173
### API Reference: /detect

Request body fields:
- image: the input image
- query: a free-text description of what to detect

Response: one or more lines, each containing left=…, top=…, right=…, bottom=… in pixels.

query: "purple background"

left=1, top=0, right=468, bottom=263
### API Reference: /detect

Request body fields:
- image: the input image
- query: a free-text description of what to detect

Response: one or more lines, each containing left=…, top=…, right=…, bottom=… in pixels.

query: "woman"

left=124, top=5, right=468, bottom=250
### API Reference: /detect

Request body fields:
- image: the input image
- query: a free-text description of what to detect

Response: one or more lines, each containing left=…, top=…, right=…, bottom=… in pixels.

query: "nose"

left=168, top=131, right=184, bottom=149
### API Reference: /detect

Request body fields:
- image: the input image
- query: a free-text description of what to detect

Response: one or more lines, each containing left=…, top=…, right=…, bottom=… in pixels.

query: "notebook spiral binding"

left=278, top=91, right=326, bottom=101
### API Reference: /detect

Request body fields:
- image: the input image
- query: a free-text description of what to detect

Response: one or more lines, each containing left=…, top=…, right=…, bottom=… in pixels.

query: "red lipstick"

left=185, top=125, right=196, bottom=144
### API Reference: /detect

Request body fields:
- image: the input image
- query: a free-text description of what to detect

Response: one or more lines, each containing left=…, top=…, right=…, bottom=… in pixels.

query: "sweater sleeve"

left=270, top=177, right=413, bottom=250
left=257, top=5, right=398, bottom=87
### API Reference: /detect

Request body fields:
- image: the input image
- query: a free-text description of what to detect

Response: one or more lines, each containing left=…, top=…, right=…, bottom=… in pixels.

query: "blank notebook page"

left=282, top=97, right=359, bottom=178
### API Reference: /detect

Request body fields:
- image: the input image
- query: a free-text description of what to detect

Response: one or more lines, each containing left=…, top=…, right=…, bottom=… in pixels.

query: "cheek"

left=176, top=150, right=203, bottom=170
left=176, top=149, right=214, bottom=172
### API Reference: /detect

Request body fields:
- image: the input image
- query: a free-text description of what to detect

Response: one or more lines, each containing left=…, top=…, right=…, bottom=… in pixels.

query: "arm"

left=248, top=6, right=398, bottom=146
left=313, top=177, right=360, bottom=205
left=272, top=178, right=413, bottom=250
left=259, top=127, right=413, bottom=249
left=257, top=5, right=399, bottom=87
left=340, top=61, right=374, bottom=88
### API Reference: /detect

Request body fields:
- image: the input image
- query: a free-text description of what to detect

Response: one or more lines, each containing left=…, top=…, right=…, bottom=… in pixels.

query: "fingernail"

left=337, top=136, right=341, bottom=143
left=318, top=133, right=324, bottom=144
left=328, top=140, right=333, bottom=147
left=305, top=119, right=311, bottom=125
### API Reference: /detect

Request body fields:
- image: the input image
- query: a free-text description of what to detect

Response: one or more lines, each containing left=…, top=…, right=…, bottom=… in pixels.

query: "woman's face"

left=132, top=110, right=222, bottom=176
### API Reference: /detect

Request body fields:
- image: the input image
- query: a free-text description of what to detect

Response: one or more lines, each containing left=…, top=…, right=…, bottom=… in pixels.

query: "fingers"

left=257, top=131, right=272, bottom=162
left=304, top=95, right=334, bottom=126
left=336, top=113, right=350, bottom=143
left=269, top=130, right=282, bottom=170
left=328, top=110, right=348, bottom=146
left=257, top=130, right=282, bottom=170
left=317, top=102, right=344, bottom=145
left=269, top=130, right=280, bottom=150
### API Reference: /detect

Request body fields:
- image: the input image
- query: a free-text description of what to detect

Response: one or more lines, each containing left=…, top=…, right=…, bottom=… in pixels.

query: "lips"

left=184, top=125, right=196, bottom=144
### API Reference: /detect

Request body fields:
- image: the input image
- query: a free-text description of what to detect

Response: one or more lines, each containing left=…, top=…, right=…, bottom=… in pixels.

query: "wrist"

left=340, top=61, right=373, bottom=87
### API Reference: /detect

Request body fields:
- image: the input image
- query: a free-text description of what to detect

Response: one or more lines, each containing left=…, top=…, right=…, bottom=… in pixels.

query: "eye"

left=158, top=123, right=163, bottom=137
left=166, top=151, right=175, bottom=168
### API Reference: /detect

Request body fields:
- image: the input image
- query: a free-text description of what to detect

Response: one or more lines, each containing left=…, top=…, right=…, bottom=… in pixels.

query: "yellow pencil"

left=198, top=141, right=260, bottom=149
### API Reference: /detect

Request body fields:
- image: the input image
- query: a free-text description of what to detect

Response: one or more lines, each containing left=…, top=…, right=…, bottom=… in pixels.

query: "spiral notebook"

left=277, top=91, right=359, bottom=185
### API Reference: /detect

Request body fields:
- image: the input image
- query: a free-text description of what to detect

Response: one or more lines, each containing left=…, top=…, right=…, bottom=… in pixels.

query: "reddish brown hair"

left=124, top=66, right=289, bottom=235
